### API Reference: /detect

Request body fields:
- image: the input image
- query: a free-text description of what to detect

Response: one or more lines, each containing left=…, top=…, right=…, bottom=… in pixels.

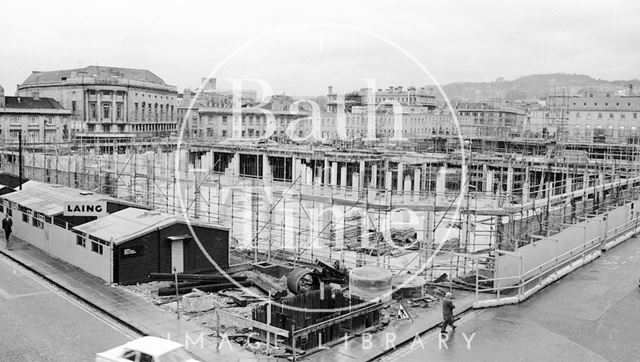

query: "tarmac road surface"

left=382, top=236, right=640, bottom=362
left=0, top=253, right=139, bottom=361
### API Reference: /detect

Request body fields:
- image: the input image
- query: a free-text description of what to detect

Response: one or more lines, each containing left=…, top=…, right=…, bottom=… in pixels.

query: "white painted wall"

left=2, top=208, right=111, bottom=282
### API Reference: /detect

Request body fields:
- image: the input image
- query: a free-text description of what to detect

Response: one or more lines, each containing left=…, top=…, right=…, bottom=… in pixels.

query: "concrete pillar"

left=359, top=160, right=366, bottom=188
left=565, top=176, right=572, bottom=194
left=506, top=167, right=514, bottom=196
left=306, top=167, right=313, bottom=185
left=340, top=165, right=348, bottom=187
left=385, top=171, right=393, bottom=190
left=232, top=153, right=240, bottom=175
left=436, top=165, right=447, bottom=197
left=293, top=157, right=300, bottom=180
left=482, top=164, right=488, bottom=192
left=403, top=175, right=412, bottom=195
left=352, top=172, right=359, bottom=192
left=324, top=159, right=330, bottom=185
left=397, top=163, right=404, bottom=192
left=370, top=164, right=378, bottom=188
left=486, top=170, right=494, bottom=196
left=331, top=162, right=338, bottom=186
left=413, top=168, right=421, bottom=193
left=522, top=167, right=530, bottom=203
left=583, top=171, right=589, bottom=189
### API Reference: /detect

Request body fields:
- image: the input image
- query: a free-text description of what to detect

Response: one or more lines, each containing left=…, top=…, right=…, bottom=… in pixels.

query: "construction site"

left=3, top=129, right=640, bottom=358
left=3, top=132, right=640, bottom=284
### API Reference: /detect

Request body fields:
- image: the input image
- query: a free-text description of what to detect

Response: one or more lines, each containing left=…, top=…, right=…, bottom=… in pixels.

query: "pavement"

left=0, top=236, right=257, bottom=362
left=309, top=290, right=476, bottom=361
left=382, top=236, right=640, bottom=362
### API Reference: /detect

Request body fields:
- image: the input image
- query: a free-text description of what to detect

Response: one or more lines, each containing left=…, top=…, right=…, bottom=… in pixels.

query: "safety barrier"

left=473, top=214, right=640, bottom=308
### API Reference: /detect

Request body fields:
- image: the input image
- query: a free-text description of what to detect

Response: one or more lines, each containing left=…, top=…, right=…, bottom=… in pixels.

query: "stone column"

left=97, top=91, right=102, bottom=122
left=359, top=160, right=366, bottom=188
left=397, top=162, right=404, bottom=192
left=112, top=90, right=116, bottom=123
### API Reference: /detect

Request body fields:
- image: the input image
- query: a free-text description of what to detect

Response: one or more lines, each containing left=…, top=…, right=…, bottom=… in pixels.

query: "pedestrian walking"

left=2, top=215, right=12, bottom=248
left=441, top=291, right=456, bottom=334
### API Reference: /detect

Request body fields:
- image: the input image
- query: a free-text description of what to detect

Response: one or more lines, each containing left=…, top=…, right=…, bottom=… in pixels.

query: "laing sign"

left=63, top=201, right=108, bottom=217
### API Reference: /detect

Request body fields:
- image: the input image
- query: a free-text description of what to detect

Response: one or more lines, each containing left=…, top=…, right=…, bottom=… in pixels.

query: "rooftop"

left=72, top=208, right=178, bottom=245
left=2, top=96, right=65, bottom=110
left=20, top=65, right=167, bottom=86
left=1, top=181, right=112, bottom=216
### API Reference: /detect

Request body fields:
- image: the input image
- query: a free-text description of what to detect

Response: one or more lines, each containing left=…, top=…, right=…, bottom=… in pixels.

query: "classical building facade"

left=555, top=92, right=640, bottom=144
left=327, top=85, right=437, bottom=112
left=17, top=66, right=178, bottom=142
left=0, top=85, right=69, bottom=145
left=455, top=101, right=527, bottom=139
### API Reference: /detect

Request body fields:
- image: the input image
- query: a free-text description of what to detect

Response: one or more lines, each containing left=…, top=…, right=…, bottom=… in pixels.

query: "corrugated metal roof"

left=1, top=181, right=111, bottom=216
left=72, top=208, right=178, bottom=245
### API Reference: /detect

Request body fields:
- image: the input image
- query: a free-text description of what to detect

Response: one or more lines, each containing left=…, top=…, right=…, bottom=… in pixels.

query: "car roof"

left=123, top=336, right=184, bottom=356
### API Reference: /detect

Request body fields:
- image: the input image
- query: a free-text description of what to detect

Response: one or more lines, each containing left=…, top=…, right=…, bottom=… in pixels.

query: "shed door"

left=171, top=240, right=184, bottom=273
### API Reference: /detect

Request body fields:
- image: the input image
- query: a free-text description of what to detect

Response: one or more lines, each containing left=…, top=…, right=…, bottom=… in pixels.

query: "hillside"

left=441, top=73, right=640, bottom=101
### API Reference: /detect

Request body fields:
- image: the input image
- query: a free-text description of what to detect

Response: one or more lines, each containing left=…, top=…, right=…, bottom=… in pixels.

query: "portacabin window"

left=76, top=235, right=86, bottom=247
left=91, top=241, right=103, bottom=255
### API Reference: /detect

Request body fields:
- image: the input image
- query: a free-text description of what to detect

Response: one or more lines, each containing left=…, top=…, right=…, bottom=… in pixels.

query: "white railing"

left=474, top=215, right=640, bottom=308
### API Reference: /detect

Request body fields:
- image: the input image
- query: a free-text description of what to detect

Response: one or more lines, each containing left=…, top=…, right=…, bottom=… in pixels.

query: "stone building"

left=0, top=85, right=69, bottom=145
left=552, top=91, right=640, bottom=144
left=455, top=101, right=527, bottom=139
left=17, top=66, right=178, bottom=143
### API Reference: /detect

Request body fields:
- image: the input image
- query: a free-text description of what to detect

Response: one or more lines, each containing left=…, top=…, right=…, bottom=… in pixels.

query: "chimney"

left=328, top=85, right=333, bottom=95
left=31, top=91, right=40, bottom=101
left=0, top=85, right=4, bottom=108
left=630, top=84, right=634, bottom=96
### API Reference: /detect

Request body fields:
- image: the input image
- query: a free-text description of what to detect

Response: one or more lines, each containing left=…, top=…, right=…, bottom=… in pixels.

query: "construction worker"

left=441, top=292, right=456, bottom=334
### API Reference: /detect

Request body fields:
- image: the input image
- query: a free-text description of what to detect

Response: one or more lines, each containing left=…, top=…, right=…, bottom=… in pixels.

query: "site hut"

left=0, top=181, right=146, bottom=282
left=72, top=207, right=230, bottom=284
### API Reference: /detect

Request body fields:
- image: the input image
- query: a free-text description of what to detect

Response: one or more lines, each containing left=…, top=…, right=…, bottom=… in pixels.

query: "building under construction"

left=3, top=132, right=640, bottom=307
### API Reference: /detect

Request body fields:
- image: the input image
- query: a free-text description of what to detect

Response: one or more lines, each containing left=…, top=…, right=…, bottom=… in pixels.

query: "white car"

left=96, top=336, right=200, bottom=362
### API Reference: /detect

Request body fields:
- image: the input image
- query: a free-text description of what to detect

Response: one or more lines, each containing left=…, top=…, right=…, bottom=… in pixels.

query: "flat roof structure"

left=72, top=208, right=177, bottom=245
left=1, top=181, right=112, bottom=216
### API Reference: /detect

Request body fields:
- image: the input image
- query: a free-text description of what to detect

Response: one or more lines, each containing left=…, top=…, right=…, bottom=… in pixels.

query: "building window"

left=91, top=241, right=103, bottom=255
left=135, top=103, right=139, bottom=120
left=90, top=102, right=97, bottom=119
left=71, top=101, right=77, bottom=114
left=22, top=213, right=29, bottom=223
left=76, top=235, right=86, bottom=247
left=116, top=103, right=123, bottom=120
left=103, top=103, right=111, bottom=119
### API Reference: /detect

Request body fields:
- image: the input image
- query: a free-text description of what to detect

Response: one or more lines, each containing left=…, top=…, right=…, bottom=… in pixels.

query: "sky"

left=1, top=0, right=639, bottom=96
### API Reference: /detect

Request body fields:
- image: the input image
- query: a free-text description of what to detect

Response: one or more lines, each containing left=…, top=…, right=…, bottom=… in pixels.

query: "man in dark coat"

left=441, top=292, right=456, bottom=333
left=2, top=215, right=12, bottom=248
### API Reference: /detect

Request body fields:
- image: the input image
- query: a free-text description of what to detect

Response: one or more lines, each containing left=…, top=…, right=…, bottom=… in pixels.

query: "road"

left=383, top=236, right=640, bottom=362
left=0, top=253, right=139, bottom=361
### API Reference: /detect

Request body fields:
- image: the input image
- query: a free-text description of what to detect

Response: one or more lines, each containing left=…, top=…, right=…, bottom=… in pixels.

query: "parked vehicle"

left=95, top=336, right=200, bottom=362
